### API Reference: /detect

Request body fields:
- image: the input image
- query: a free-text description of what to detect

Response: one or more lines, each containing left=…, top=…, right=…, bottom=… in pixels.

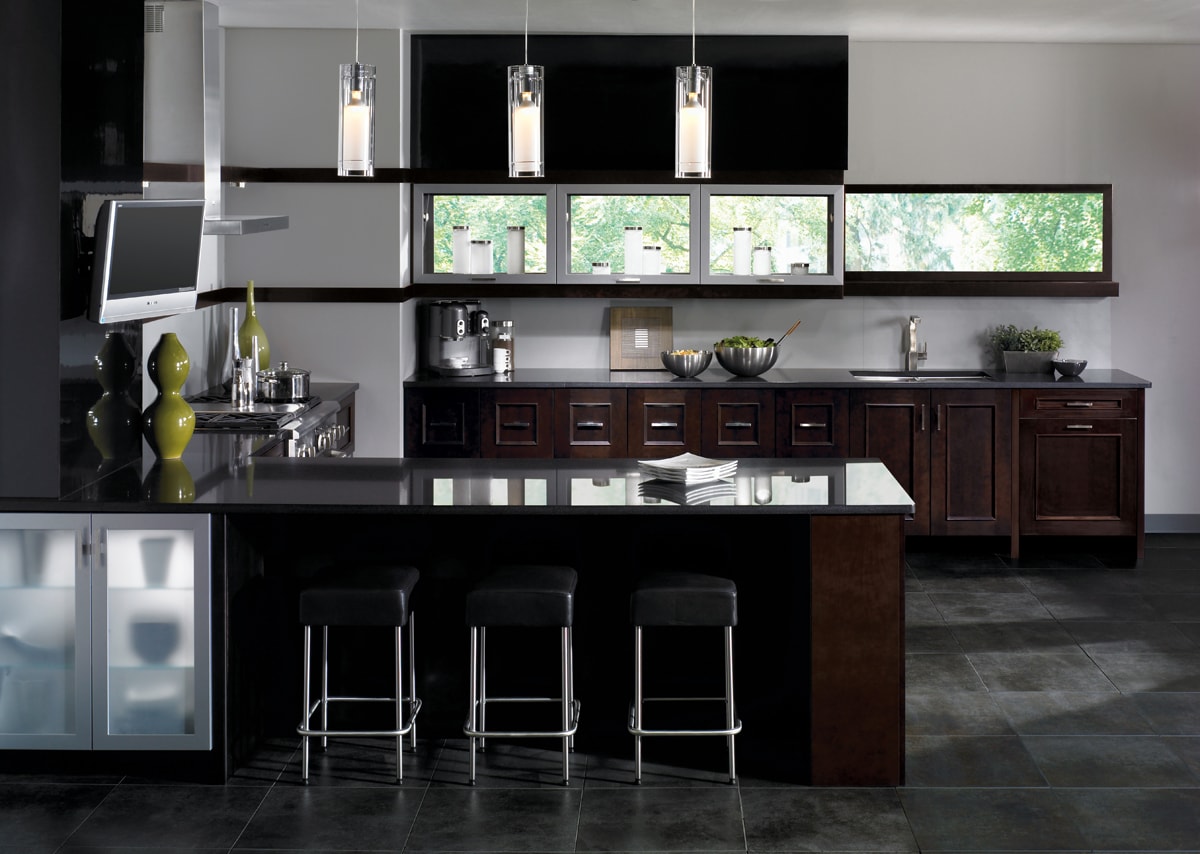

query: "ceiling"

left=209, top=0, right=1200, bottom=43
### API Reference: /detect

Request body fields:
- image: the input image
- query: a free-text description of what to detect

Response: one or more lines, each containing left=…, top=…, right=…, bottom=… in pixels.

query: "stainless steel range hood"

left=145, top=1, right=287, bottom=237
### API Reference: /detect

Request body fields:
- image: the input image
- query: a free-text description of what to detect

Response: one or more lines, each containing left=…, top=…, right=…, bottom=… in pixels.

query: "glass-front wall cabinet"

left=557, top=185, right=700, bottom=284
left=413, top=184, right=556, bottom=284
left=702, top=185, right=844, bottom=285
left=0, top=513, right=211, bottom=751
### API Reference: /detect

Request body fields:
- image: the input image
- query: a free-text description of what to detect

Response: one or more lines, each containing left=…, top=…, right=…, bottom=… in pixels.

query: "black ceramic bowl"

left=1052, top=358, right=1087, bottom=377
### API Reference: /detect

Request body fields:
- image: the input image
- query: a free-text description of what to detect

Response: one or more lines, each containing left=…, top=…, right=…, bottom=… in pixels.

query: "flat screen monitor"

left=88, top=198, right=205, bottom=324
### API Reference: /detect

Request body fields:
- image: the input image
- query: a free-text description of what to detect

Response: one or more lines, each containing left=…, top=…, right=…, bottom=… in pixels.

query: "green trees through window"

left=845, top=190, right=1105, bottom=273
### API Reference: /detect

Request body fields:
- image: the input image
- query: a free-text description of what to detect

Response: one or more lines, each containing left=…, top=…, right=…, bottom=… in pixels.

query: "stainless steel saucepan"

left=257, top=362, right=311, bottom=402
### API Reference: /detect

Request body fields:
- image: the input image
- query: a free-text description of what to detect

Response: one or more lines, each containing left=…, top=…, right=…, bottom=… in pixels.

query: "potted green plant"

left=989, top=324, right=1064, bottom=373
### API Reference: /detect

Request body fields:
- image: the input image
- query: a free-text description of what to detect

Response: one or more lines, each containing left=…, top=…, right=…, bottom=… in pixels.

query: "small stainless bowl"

left=661, top=350, right=712, bottom=378
left=714, top=345, right=779, bottom=377
left=1052, top=358, right=1088, bottom=377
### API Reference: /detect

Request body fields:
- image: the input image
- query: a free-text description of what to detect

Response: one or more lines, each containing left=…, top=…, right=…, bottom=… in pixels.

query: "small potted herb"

left=989, top=324, right=1064, bottom=373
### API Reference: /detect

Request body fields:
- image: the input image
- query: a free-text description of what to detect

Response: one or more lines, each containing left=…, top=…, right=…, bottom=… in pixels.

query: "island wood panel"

left=809, top=514, right=905, bottom=786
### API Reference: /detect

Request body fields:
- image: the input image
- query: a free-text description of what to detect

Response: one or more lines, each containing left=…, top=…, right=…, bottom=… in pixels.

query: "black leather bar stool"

left=628, top=571, right=742, bottom=784
left=463, top=565, right=580, bottom=785
left=297, top=564, right=421, bottom=784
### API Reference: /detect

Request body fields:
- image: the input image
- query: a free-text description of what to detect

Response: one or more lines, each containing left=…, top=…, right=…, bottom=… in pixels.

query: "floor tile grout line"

left=49, top=779, right=122, bottom=854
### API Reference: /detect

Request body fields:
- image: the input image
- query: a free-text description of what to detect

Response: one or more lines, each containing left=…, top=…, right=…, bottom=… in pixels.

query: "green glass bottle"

left=237, top=279, right=270, bottom=370
left=142, top=332, right=196, bottom=460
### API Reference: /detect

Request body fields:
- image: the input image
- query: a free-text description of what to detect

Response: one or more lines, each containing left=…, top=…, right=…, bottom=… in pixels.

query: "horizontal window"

left=844, top=185, right=1114, bottom=296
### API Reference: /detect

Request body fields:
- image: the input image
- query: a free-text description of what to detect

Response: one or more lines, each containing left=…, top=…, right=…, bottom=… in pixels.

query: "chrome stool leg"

left=394, top=624, right=404, bottom=783
left=561, top=626, right=570, bottom=785
left=479, top=626, right=487, bottom=751
left=408, top=613, right=418, bottom=750
left=468, top=625, right=479, bottom=784
left=320, top=626, right=329, bottom=751
left=633, top=625, right=644, bottom=784
left=301, top=625, right=312, bottom=783
left=725, top=625, right=736, bottom=784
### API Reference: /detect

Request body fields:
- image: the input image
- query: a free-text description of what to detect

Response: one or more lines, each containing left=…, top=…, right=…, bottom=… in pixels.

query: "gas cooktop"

left=187, top=389, right=321, bottom=433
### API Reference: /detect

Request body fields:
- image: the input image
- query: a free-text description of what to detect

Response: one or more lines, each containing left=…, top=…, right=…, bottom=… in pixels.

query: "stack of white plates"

left=639, top=479, right=737, bottom=506
left=637, top=452, right=738, bottom=484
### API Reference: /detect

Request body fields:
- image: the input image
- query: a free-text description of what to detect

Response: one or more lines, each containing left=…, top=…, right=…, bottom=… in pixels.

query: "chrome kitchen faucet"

left=905, top=315, right=928, bottom=371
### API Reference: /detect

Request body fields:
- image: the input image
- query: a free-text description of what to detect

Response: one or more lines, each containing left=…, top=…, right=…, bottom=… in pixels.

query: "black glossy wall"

left=412, top=35, right=848, bottom=173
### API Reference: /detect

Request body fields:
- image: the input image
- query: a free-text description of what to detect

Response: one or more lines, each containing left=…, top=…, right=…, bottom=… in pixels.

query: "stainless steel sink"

left=850, top=370, right=995, bottom=382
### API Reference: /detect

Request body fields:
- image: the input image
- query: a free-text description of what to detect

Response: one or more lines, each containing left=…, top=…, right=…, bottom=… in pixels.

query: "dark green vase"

left=143, top=332, right=195, bottom=460
left=86, top=330, right=141, bottom=459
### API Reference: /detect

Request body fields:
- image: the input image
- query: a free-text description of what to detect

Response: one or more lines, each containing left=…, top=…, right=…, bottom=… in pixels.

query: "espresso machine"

left=422, top=300, right=494, bottom=376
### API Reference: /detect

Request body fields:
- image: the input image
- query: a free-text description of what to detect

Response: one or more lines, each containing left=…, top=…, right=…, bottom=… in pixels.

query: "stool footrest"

left=299, top=697, right=421, bottom=740
left=627, top=701, right=741, bottom=737
left=464, top=699, right=580, bottom=740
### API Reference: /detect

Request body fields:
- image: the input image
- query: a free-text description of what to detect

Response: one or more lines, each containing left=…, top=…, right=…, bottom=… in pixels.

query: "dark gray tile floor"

left=2, top=535, right=1198, bottom=852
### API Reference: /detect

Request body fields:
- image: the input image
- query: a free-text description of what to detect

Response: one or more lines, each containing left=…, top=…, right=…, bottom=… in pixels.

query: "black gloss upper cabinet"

left=411, top=35, right=848, bottom=174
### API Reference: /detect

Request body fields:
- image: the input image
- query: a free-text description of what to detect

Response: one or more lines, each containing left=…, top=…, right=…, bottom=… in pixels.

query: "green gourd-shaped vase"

left=237, top=279, right=270, bottom=369
left=143, top=332, right=196, bottom=459
left=86, top=330, right=141, bottom=459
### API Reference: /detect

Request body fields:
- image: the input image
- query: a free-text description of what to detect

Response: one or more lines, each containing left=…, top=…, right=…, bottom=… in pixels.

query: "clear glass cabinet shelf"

left=412, top=184, right=556, bottom=285
left=701, top=184, right=844, bottom=286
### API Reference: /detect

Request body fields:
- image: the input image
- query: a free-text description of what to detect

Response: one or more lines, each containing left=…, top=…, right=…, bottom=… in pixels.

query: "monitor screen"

left=89, top=198, right=205, bottom=324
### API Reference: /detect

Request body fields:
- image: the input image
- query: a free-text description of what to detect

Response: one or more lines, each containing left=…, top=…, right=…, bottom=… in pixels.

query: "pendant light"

left=508, top=0, right=544, bottom=177
left=675, top=0, right=711, bottom=178
left=338, top=0, right=376, bottom=177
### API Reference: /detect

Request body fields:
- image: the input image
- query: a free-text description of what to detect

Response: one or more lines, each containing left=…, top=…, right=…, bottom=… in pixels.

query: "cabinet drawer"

left=554, top=389, right=627, bottom=458
left=1019, top=388, right=1140, bottom=418
left=776, top=389, right=848, bottom=457
left=628, top=388, right=702, bottom=458
left=481, top=389, right=553, bottom=457
left=405, top=389, right=479, bottom=458
left=701, top=389, right=775, bottom=458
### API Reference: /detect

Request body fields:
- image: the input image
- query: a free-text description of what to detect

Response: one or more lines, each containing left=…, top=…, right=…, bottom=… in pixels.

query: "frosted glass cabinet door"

left=91, top=514, right=211, bottom=750
left=0, top=514, right=91, bottom=750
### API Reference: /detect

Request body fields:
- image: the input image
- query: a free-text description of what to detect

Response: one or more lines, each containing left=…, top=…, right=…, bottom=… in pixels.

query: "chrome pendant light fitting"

left=338, top=0, right=376, bottom=177
left=675, top=0, right=712, bottom=178
left=508, top=0, right=545, bottom=177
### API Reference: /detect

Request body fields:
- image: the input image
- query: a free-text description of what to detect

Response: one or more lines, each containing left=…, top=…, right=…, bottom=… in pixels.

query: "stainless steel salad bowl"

left=714, top=345, right=779, bottom=377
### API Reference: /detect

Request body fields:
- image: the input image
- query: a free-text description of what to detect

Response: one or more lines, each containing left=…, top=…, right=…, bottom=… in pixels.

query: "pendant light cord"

left=691, top=0, right=696, bottom=66
left=524, top=0, right=530, bottom=65
left=355, top=0, right=360, bottom=63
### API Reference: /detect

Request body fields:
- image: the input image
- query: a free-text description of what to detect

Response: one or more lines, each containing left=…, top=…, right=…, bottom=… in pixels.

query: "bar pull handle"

left=501, top=421, right=531, bottom=429
left=1066, top=424, right=1094, bottom=430
left=919, top=404, right=926, bottom=432
left=757, top=277, right=786, bottom=284
left=650, top=421, right=679, bottom=429
left=470, top=276, right=497, bottom=282
left=1065, top=401, right=1094, bottom=408
left=795, top=422, right=827, bottom=429
left=725, top=421, right=754, bottom=428
left=428, top=421, right=460, bottom=428
left=616, top=277, right=641, bottom=283
left=576, top=421, right=605, bottom=429
left=935, top=404, right=942, bottom=432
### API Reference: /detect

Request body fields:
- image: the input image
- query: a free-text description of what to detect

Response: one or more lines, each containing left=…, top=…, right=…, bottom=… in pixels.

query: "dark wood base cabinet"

left=850, top=388, right=1011, bottom=537
left=1018, top=388, right=1144, bottom=555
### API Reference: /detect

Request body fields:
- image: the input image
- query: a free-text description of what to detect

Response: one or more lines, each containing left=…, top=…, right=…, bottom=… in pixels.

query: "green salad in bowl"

left=714, top=335, right=774, bottom=348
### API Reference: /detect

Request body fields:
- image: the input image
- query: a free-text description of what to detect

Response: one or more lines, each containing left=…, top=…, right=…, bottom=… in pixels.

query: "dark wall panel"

left=412, top=35, right=848, bottom=173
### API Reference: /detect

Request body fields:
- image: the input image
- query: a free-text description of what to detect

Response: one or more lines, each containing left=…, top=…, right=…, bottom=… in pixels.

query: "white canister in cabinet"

left=591, top=261, right=611, bottom=276
left=732, top=227, right=752, bottom=275
left=642, top=244, right=662, bottom=275
left=469, top=239, right=494, bottom=275
left=624, top=226, right=643, bottom=275
left=506, top=226, right=525, bottom=275
left=452, top=225, right=471, bottom=274
left=752, top=245, right=773, bottom=276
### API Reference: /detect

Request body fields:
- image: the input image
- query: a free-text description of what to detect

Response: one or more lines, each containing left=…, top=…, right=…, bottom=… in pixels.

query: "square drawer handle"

left=725, top=421, right=754, bottom=428
left=650, top=421, right=679, bottom=429
left=576, top=421, right=605, bottom=429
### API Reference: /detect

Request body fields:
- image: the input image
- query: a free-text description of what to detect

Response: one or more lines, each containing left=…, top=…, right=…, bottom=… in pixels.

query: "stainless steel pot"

left=257, top=362, right=311, bottom=401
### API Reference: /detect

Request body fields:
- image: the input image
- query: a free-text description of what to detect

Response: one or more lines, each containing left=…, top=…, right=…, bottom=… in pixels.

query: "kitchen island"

left=4, top=449, right=911, bottom=786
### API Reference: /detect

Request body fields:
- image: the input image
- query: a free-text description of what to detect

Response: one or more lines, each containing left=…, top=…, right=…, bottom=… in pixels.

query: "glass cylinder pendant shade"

left=339, top=62, right=376, bottom=177
left=508, top=64, right=544, bottom=178
left=675, top=64, right=711, bottom=178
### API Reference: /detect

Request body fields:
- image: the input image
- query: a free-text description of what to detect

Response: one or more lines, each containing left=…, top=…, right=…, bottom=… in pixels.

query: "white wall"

left=214, top=32, right=1200, bottom=523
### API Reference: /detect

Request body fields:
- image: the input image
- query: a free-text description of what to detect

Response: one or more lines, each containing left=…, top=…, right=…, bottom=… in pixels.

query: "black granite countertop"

left=404, top=368, right=1151, bottom=389
left=42, top=453, right=913, bottom=516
